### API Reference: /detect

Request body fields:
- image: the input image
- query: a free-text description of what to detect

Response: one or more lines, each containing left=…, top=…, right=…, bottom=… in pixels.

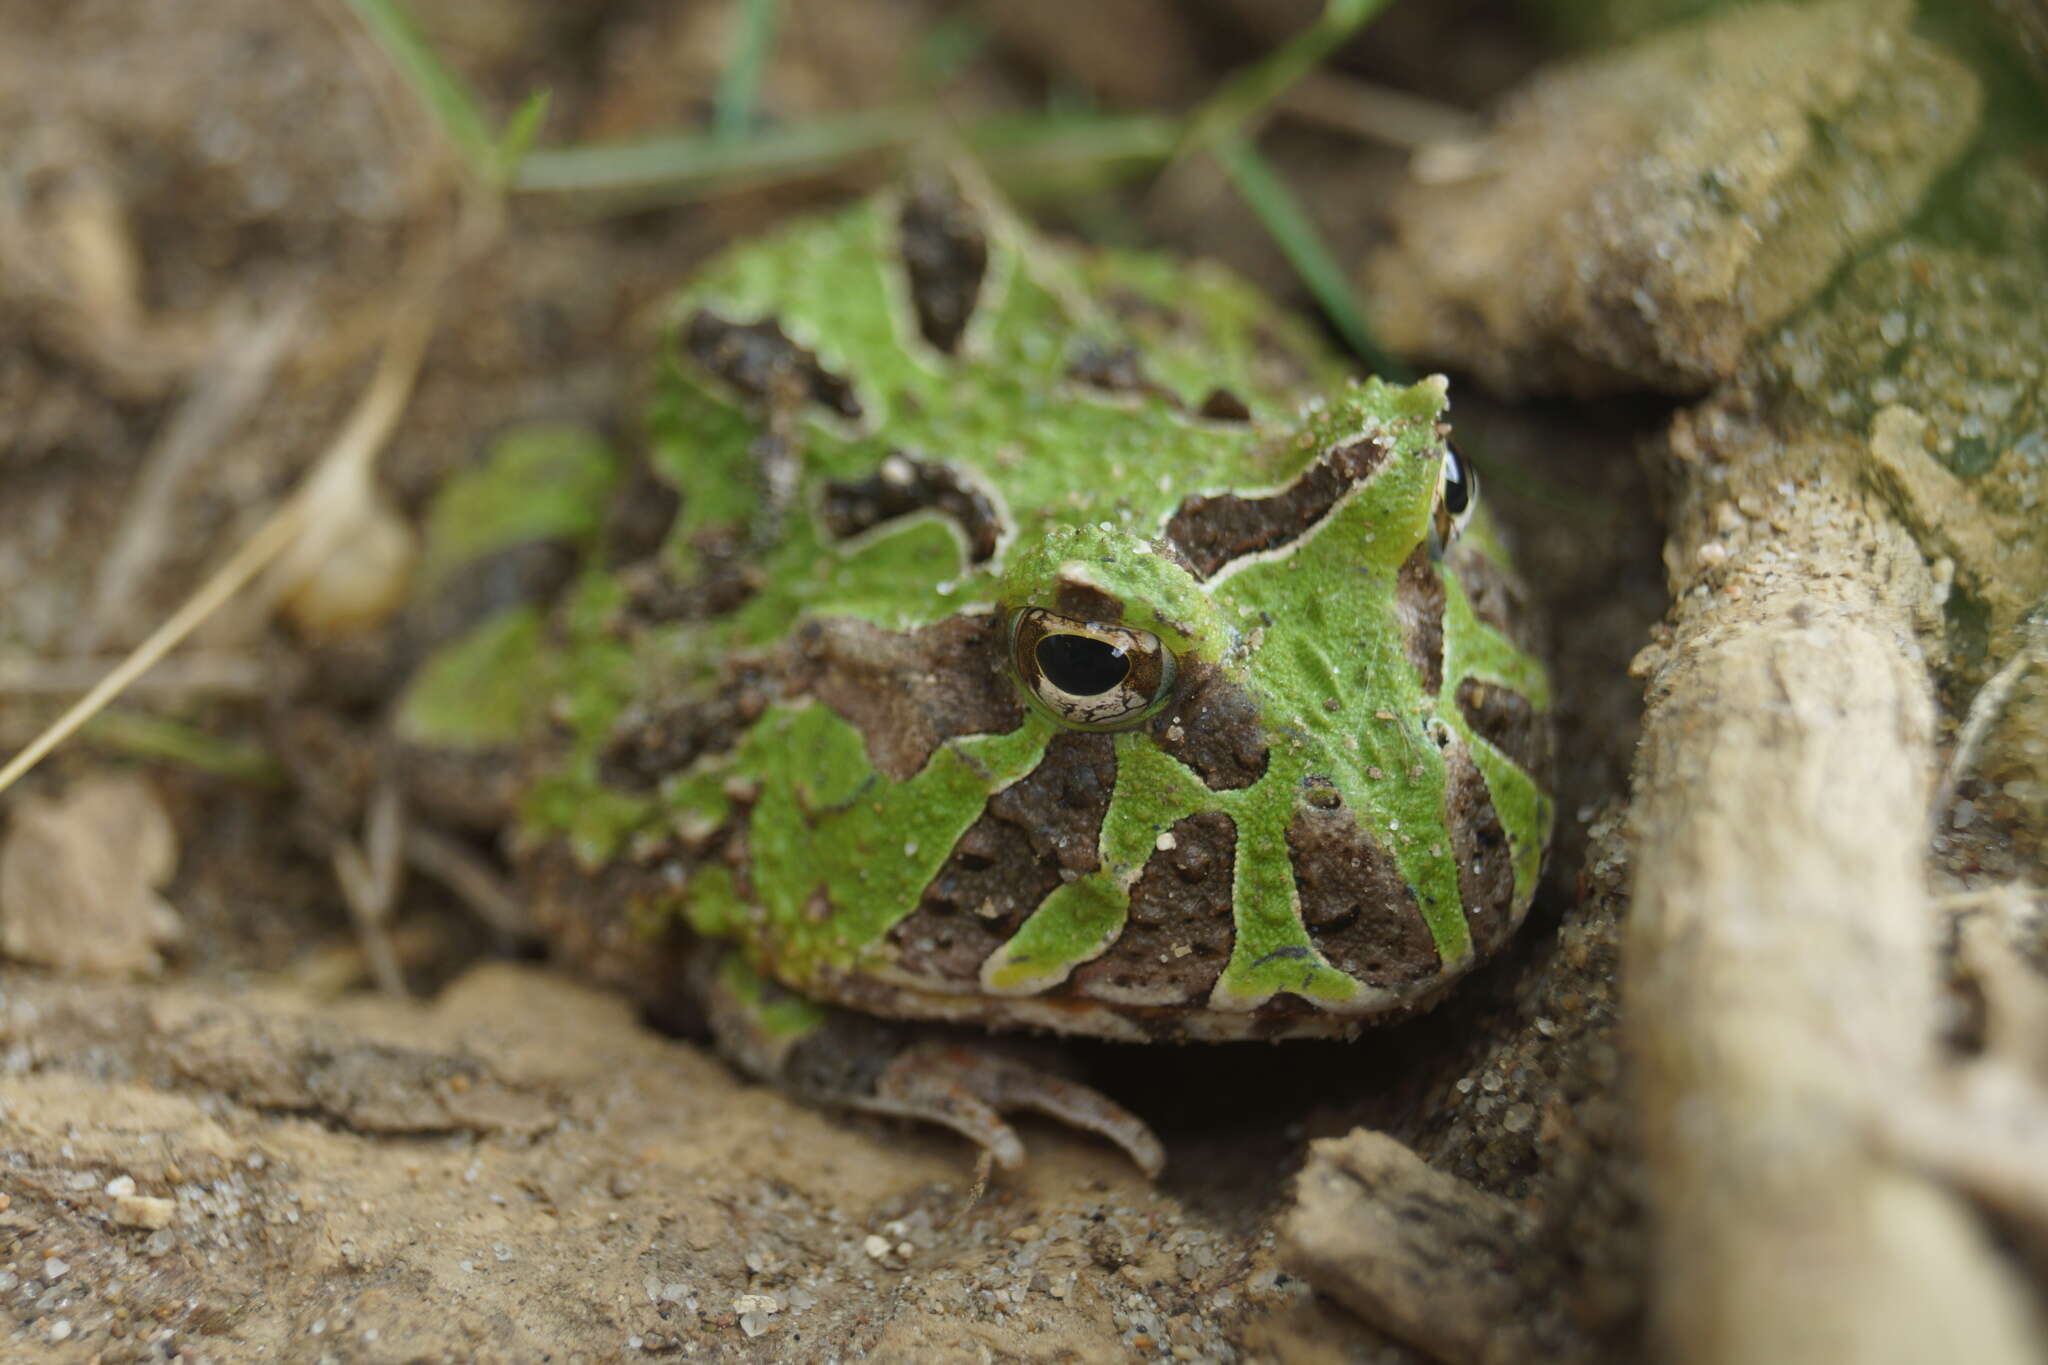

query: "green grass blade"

left=344, top=0, right=495, bottom=171
left=1183, top=0, right=1390, bottom=151
left=715, top=0, right=785, bottom=139
left=1213, top=133, right=1394, bottom=372
left=491, top=89, right=553, bottom=186
left=971, top=111, right=1180, bottom=186
left=83, top=711, right=282, bottom=785
left=513, top=109, right=919, bottom=195
left=513, top=107, right=1177, bottom=200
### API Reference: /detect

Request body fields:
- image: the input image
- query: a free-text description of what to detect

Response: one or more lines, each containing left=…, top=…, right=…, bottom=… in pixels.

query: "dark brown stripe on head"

left=1149, top=659, right=1269, bottom=791
left=1164, top=436, right=1390, bottom=579
left=1396, top=544, right=1446, bottom=698
left=1447, top=543, right=1543, bottom=658
left=1454, top=677, right=1549, bottom=786
left=1444, top=748, right=1517, bottom=957
left=1287, top=803, right=1442, bottom=988
left=787, top=613, right=1026, bottom=781
left=684, top=310, right=863, bottom=420
left=886, top=729, right=1116, bottom=983
left=1070, top=810, right=1235, bottom=1006
left=898, top=178, right=988, bottom=354
left=820, top=454, right=1002, bottom=562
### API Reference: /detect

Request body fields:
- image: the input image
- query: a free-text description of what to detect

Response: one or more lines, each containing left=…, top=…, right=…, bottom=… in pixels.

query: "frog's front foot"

left=704, top=955, right=1163, bottom=1176
left=841, top=1038, right=1166, bottom=1179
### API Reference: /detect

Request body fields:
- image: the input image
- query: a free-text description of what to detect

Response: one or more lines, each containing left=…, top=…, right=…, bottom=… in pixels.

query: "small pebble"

left=113, top=1195, right=176, bottom=1230
left=42, top=1257, right=69, bottom=1281
left=104, top=1174, right=137, bottom=1198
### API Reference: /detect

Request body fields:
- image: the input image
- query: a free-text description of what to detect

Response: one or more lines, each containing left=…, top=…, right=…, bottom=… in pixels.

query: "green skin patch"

left=399, top=186, right=1555, bottom=1037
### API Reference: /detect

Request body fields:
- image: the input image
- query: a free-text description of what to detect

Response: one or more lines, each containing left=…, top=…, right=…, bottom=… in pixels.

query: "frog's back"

left=439, top=180, right=1553, bottom=1043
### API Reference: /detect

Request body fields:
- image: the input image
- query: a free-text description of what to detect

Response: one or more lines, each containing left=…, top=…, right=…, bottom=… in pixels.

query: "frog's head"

left=994, top=521, right=1227, bottom=732
left=994, top=377, right=1480, bottom=738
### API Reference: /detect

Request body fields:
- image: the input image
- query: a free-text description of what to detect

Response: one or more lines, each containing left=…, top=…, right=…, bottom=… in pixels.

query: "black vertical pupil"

left=1442, top=447, right=1473, bottom=515
left=1036, top=634, right=1130, bottom=696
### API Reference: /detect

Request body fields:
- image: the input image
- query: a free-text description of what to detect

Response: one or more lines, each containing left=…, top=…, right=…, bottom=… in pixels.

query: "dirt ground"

left=2, top=1, right=2037, bottom=1361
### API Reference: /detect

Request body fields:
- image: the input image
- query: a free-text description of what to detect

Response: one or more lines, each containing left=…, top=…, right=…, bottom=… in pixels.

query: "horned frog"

left=396, top=176, right=1554, bottom=1175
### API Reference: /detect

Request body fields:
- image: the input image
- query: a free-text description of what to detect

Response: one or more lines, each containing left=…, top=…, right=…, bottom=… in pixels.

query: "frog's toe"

left=862, top=1041, right=1166, bottom=1178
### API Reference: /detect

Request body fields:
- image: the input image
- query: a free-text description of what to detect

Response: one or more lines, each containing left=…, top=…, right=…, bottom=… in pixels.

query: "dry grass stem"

left=77, top=299, right=306, bottom=652
left=0, top=304, right=434, bottom=800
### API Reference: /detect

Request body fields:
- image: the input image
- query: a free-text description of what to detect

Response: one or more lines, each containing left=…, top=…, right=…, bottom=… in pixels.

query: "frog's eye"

left=1431, top=445, right=1480, bottom=552
left=1010, top=608, right=1177, bottom=730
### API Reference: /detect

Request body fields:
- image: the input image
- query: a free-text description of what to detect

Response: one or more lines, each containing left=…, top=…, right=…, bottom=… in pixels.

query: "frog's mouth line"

left=810, top=964, right=1462, bottom=1044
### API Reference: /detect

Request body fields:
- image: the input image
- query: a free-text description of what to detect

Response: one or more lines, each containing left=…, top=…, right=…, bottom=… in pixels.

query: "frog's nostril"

left=1036, top=634, right=1131, bottom=696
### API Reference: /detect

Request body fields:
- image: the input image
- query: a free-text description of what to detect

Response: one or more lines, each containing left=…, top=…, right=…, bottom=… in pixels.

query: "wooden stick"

left=1626, top=414, right=2044, bottom=1364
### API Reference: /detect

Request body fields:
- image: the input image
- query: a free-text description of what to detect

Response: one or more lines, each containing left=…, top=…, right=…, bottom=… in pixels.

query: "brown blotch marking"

left=1395, top=544, right=1447, bottom=698
left=1447, top=544, right=1544, bottom=659
left=403, top=540, right=578, bottom=663
left=616, top=522, right=760, bottom=627
left=517, top=837, right=700, bottom=1013
left=898, top=177, right=988, bottom=354
left=1149, top=659, right=1269, bottom=791
left=601, top=459, right=682, bottom=568
left=887, top=731, right=1118, bottom=983
left=1051, top=579, right=1128, bottom=626
left=1197, top=387, right=1252, bottom=422
left=1067, top=340, right=1180, bottom=405
left=597, top=660, right=776, bottom=793
left=788, top=614, right=1025, bottom=782
left=682, top=310, right=862, bottom=420
left=1286, top=803, right=1442, bottom=988
left=1455, top=676, right=1549, bottom=786
left=1444, top=748, right=1517, bottom=956
left=1070, top=810, right=1236, bottom=1005
left=1165, top=436, right=1390, bottom=579
left=820, top=454, right=1001, bottom=563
